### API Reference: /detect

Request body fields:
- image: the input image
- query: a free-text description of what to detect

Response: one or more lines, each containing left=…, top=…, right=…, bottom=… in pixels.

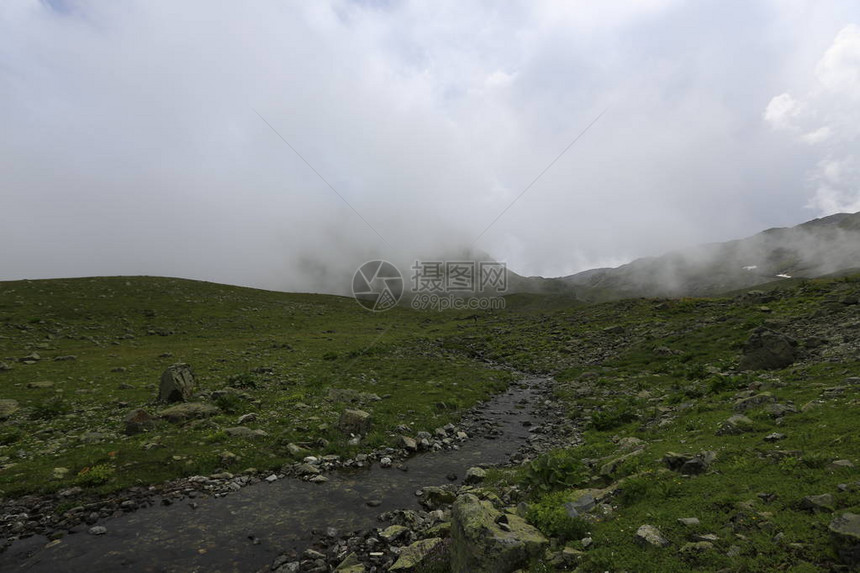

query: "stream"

left=0, top=378, right=547, bottom=572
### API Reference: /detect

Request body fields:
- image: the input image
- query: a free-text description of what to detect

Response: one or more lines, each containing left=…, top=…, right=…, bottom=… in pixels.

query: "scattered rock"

left=0, top=399, right=19, bottom=419
left=88, top=526, right=107, bottom=535
left=333, top=553, right=366, bottom=573
left=716, top=414, right=755, bottom=436
left=224, top=427, right=268, bottom=439
left=124, top=408, right=155, bottom=435
left=829, top=513, right=860, bottom=567
left=158, top=402, right=220, bottom=423
left=763, top=432, right=786, bottom=442
left=237, top=413, right=257, bottom=425
left=451, top=494, right=548, bottom=573
left=379, top=524, right=409, bottom=543
left=739, top=328, right=797, bottom=371
left=158, top=363, right=196, bottom=403
left=26, top=381, right=53, bottom=389
left=800, top=493, right=834, bottom=513
left=663, top=451, right=716, bottom=474
left=390, top=538, right=444, bottom=572
left=635, top=524, right=670, bottom=547
left=464, top=467, right=487, bottom=485
left=399, top=435, right=418, bottom=452
left=337, top=409, right=371, bottom=435
left=678, top=517, right=700, bottom=527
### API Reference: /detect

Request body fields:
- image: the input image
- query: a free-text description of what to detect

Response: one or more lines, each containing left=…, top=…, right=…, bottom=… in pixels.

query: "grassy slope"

left=1, top=274, right=858, bottom=570
left=0, top=276, right=512, bottom=497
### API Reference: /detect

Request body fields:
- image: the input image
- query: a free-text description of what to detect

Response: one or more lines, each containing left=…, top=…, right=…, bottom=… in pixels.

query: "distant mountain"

left=552, top=211, right=860, bottom=300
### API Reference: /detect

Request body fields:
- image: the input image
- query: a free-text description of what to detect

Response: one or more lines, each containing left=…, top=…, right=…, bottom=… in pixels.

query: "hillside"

left=0, top=274, right=858, bottom=571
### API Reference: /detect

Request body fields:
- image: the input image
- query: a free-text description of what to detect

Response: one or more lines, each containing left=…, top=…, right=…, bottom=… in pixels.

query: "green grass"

left=2, top=273, right=859, bottom=570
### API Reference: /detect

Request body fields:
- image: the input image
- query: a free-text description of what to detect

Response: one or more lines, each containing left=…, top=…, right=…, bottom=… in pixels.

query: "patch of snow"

left=743, top=265, right=758, bottom=271
left=776, top=274, right=792, bottom=279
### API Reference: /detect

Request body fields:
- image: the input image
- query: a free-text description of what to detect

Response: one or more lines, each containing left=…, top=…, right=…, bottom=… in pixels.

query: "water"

left=0, top=379, right=545, bottom=573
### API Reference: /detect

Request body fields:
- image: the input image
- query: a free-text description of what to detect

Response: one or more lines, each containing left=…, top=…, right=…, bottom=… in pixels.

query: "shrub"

left=30, top=397, right=72, bottom=420
left=522, top=450, right=587, bottom=494
left=214, top=392, right=245, bottom=414
left=226, top=373, right=258, bottom=389
left=75, top=463, right=115, bottom=486
left=591, top=400, right=638, bottom=431
left=527, top=491, right=590, bottom=542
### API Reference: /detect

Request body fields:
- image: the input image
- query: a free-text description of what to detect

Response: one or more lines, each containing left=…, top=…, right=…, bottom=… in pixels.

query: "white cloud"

left=764, top=93, right=804, bottom=131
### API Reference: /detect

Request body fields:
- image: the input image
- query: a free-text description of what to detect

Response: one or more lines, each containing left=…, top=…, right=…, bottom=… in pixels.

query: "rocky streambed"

left=0, top=377, right=578, bottom=572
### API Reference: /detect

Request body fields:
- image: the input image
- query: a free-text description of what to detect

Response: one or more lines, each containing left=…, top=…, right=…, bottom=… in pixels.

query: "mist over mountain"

left=550, top=211, right=860, bottom=300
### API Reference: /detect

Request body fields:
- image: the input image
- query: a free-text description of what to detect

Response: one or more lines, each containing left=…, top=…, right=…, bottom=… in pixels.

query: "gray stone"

left=124, top=408, right=154, bottom=435
left=158, top=402, right=220, bottom=423
left=635, top=524, right=670, bottom=547
left=830, top=513, right=860, bottom=567
left=337, top=409, right=371, bottom=435
left=398, top=435, right=418, bottom=452
left=158, top=363, right=196, bottom=403
left=716, top=414, right=754, bottom=436
left=451, top=494, right=548, bottom=573
left=333, top=552, right=365, bottom=573
left=464, top=467, right=487, bottom=485
left=390, top=537, right=443, bottom=572
left=0, top=399, right=19, bottom=419
left=678, top=517, right=700, bottom=527
left=224, top=426, right=267, bottom=439
left=800, top=493, right=834, bottom=513
left=88, top=525, right=107, bottom=535
left=739, top=328, right=797, bottom=370
left=379, top=524, right=409, bottom=543
left=734, top=392, right=777, bottom=412
left=420, top=486, right=457, bottom=510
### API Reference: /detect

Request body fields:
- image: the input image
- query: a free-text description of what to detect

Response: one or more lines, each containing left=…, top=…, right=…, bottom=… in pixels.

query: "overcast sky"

left=2, top=0, right=859, bottom=293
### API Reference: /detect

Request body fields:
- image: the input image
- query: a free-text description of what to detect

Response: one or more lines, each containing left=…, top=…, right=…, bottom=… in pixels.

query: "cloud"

left=2, top=1, right=859, bottom=291
left=765, top=23, right=860, bottom=215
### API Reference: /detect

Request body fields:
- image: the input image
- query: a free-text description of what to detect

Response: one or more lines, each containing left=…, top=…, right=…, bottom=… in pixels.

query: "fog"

left=2, top=1, right=859, bottom=294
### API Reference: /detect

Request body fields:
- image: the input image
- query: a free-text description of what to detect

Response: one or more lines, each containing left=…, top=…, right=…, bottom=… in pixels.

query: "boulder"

left=333, top=553, right=366, bottom=573
left=420, top=486, right=457, bottom=510
left=158, top=402, right=220, bottom=423
left=716, top=414, right=754, bottom=436
left=158, top=363, right=196, bottom=403
left=635, top=524, right=670, bottom=547
left=734, top=392, right=776, bottom=412
left=800, top=493, right=834, bottom=513
left=830, top=513, right=860, bottom=567
left=390, top=538, right=444, bottom=572
left=124, top=408, right=154, bottom=435
left=451, top=494, right=548, bottom=573
left=739, top=328, right=797, bottom=370
left=0, top=399, right=19, bottom=420
left=464, top=467, right=487, bottom=485
left=337, top=409, right=371, bottom=435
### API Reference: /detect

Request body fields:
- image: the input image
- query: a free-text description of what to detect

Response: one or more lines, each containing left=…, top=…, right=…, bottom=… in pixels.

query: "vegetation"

left=1, top=273, right=859, bottom=570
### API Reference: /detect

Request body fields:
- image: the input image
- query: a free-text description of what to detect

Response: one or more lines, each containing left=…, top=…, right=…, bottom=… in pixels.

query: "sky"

left=2, top=0, right=859, bottom=294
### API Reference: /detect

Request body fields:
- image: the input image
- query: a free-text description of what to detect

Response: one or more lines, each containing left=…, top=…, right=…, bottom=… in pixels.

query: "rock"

left=464, top=467, right=487, bottom=485
left=337, top=409, right=371, bottom=435
left=765, top=402, right=797, bottom=417
left=451, top=493, right=548, bottom=573
left=296, top=463, right=321, bottom=476
left=800, top=494, right=834, bottom=513
left=158, top=363, right=196, bottom=403
left=680, top=541, right=713, bottom=554
left=158, top=402, right=220, bottom=423
left=53, top=355, right=77, bottom=362
left=663, top=451, right=716, bottom=474
left=616, top=436, right=646, bottom=451
left=380, top=457, right=393, bottom=468
left=19, top=352, right=41, bottom=363
left=237, top=413, right=257, bottom=424
left=600, top=449, right=643, bottom=478
left=27, top=381, right=54, bottom=389
left=0, top=399, right=19, bottom=419
left=734, top=392, right=777, bottom=412
left=379, top=524, right=409, bottom=543
left=334, top=552, right=366, bottom=573
left=124, top=408, right=154, bottom=435
left=635, top=524, right=670, bottom=547
left=564, top=492, right=597, bottom=517
left=420, top=486, right=457, bottom=510
left=763, top=432, right=786, bottom=442
left=399, top=435, right=418, bottom=452
left=716, top=414, right=755, bottom=436
left=224, top=426, right=267, bottom=439
left=678, top=517, right=700, bottom=527
left=0, top=362, right=12, bottom=371
left=739, top=328, right=797, bottom=370
left=829, top=513, right=860, bottom=566
left=88, top=526, right=107, bottom=535
left=830, top=459, right=855, bottom=469
left=390, top=538, right=444, bottom=572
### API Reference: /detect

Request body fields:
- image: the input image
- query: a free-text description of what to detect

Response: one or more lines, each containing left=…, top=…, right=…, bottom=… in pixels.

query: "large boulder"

left=0, top=399, right=19, bottom=420
left=158, top=363, right=196, bottom=403
left=451, top=494, right=548, bottom=573
left=739, top=328, right=797, bottom=370
left=389, top=538, right=444, bottom=571
left=830, top=513, right=860, bottom=567
left=337, top=409, right=371, bottom=435
left=159, top=402, right=220, bottom=423
left=124, top=409, right=155, bottom=435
